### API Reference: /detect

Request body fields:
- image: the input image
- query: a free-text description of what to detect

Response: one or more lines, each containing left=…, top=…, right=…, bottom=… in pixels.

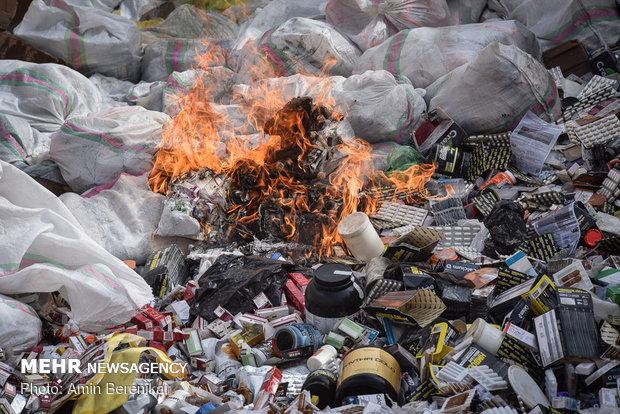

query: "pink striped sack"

left=488, top=0, right=620, bottom=51
left=0, top=161, right=153, bottom=334
left=141, top=38, right=226, bottom=82
left=0, top=115, right=47, bottom=167
left=426, top=42, right=562, bottom=134
left=14, top=0, right=141, bottom=82
left=235, top=17, right=361, bottom=84
left=326, top=0, right=454, bottom=51
left=60, top=173, right=166, bottom=264
left=0, top=61, right=103, bottom=134
left=49, top=106, right=170, bottom=193
left=355, top=20, right=540, bottom=89
left=0, top=294, right=42, bottom=352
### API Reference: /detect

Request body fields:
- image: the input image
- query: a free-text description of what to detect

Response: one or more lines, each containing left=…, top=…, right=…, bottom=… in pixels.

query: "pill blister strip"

left=558, top=87, right=616, bottom=124
left=431, top=198, right=466, bottom=226
left=549, top=67, right=564, bottom=90
left=437, top=361, right=470, bottom=383
left=430, top=225, right=481, bottom=248
left=371, top=201, right=428, bottom=228
left=465, top=132, right=512, bottom=147
left=453, top=246, right=481, bottom=261
left=597, top=168, right=620, bottom=202
left=566, top=116, right=620, bottom=148
left=577, top=75, right=618, bottom=100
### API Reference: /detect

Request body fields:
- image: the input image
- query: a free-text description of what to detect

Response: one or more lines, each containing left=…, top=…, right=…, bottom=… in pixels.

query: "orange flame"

left=149, top=42, right=435, bottom=257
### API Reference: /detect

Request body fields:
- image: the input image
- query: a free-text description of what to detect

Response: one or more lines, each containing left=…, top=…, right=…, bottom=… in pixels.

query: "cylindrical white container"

left=337, top=212, right=384, bottom=261
left=464, top=318, right=505, bottom=355
left=307, top=344, right=338, bottom=371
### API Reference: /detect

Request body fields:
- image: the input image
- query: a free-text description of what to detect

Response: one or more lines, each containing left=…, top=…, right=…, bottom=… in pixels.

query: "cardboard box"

left=383, top=226, right=442, bottom=263
left=542, top=40, right=592, bottom=77
left=283, top=279, right=305, bottom=316
left=230, top=325, right=265, bottom=356
left=365, top=289, right=446, bottom=327
left=442, top=260, right=480, bottom=279
left=534, top=287, right=599, bottom=367
left=456, top=344, right=509, bottom=380
left=412, top=108, right=467, bottom=155
left=590, top=46, right=619, bottom=76
left=289, top=273, right=309, bottom=292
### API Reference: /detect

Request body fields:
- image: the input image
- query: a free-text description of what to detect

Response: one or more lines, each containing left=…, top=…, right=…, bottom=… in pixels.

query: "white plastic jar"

left=337, top=212, right=384, bottom=261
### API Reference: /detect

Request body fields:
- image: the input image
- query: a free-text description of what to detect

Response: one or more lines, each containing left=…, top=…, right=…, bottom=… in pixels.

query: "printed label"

left=305, top=311, right=344, bottom=335
left=338, top=348, right=400, bottom=393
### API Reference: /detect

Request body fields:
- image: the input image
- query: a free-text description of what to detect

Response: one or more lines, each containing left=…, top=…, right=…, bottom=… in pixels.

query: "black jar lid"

left=314, top=263, right=353, bottom=288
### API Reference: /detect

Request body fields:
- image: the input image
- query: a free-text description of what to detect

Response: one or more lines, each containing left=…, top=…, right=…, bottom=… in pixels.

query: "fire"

left=149, top=42, right=436, bottom=257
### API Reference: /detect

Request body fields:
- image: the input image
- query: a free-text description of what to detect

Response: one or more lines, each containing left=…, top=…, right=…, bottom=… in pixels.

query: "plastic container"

left=305, top=263, right=365, bottom=334
left=479, top=170, right=516, bottom=190
left=464, top=318, right=505, bottom=355
left=337, top=212, right=384, bottom=261
left=214, top=340, right=242, bottom=388
left=507, top=365, right=550, bottom=409
left=335, top=347, right=401, bottom=405
left=272, top=324, right=322, bottom=358
left=307, top=344, right=338, bottom=371
left=301, top=369, right=337, bottom=409
left=434, top=145, right=471, bottom=178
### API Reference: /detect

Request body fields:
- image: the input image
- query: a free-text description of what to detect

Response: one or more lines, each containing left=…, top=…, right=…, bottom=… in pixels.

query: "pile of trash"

left=1, top=0, right=620, bottom=412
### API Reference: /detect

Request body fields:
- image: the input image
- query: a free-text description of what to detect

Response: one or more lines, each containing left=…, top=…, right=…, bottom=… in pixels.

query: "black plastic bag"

left=190, top=255, right=306, bottom=322
left=483, top=200, right=528, bottom=256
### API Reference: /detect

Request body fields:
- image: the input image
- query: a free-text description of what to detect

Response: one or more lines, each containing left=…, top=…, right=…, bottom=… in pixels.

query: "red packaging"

left=162, top=311, right=178, bottom=328
left=183, top=280, right=198, bottom=304
left=131, top=313, right=154, bottom=330
left=289, top=273, right=309, bottom=292
left=141, top=305, right=171, bottom=329
left=148, top=341, right=167, bottom=353
left=284, top=279, right=305, bottom=316
left=39, top=395, right=53, bottom=410
left=255, top=367, right=282, bottom=409
left=134, top=329, right=188, bottom=342
left=214, top=305, right=234, bottom=322
left=190, top=357, right=215, bottom=372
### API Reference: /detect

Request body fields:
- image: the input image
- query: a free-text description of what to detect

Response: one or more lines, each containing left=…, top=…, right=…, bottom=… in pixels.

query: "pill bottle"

left=307, top=344, right=338, bottom=371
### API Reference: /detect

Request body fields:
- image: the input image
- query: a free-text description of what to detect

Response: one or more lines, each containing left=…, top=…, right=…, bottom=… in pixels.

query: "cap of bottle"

left=584, top=229, right=603, bottom=247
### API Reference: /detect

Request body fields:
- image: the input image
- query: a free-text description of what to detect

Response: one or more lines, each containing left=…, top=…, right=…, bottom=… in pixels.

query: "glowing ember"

left=149, top=43, right=436, bottom=257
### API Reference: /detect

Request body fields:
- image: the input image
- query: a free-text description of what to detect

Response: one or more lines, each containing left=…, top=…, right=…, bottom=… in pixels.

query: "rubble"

left=1, top=0, right=620, bottom=413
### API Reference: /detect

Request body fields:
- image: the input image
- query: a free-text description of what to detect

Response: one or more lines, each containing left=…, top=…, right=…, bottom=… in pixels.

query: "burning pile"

left=149, top=63, right=435, bottom=257
left=228, top=97, right=350, bottom=246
